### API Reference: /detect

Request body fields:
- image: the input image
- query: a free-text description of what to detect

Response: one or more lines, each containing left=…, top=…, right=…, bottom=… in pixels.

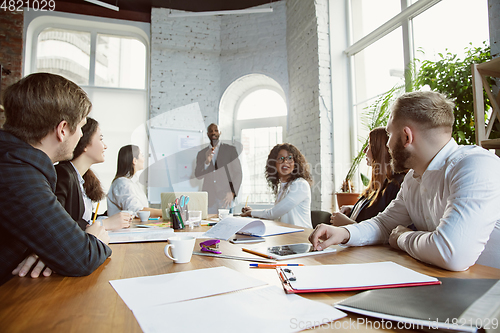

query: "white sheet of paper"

left=110, top=266, right=267, bottom=312
left=283, top=261, right=439, bottom=290
left=176, top=231, right=209, bottom=238
left=134, top=285, right=347, bottom=333
left=257, top=224, right=304, bottom=237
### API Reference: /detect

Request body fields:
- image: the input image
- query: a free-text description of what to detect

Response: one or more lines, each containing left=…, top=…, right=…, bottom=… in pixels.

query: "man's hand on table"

left=12, top=254, right=53, bottom=278
left=308, top=224, right=350, bottom=251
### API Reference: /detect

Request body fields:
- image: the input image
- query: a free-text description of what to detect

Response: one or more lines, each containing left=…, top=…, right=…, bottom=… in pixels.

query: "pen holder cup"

left=164, top=236, right=196, bottom=264
left=171, top=213, right=184, bottom=230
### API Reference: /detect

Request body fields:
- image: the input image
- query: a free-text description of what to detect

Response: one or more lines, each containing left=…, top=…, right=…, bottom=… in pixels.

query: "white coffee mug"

left=138, top=210, right=151, bottom=222
left=164, top=236, right=196, bottom=264
left=218, top=209, right=230, bottom=220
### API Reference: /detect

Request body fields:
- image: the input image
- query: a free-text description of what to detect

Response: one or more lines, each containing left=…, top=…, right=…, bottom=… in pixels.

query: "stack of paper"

left=108, top=228, right=175, bottom=244
left=110, top=266, right=346, bottom=332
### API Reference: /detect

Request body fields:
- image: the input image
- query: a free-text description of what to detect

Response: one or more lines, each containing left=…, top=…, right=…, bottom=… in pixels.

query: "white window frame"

left=343, top=0, right=442, bottom=191
left=23, top=10, right=151, bottom=213
left=234, top=85, right=287, bottom=137
left=232, top=85, right=287, bottom=207
left=23, top=9, right=150, bottom=90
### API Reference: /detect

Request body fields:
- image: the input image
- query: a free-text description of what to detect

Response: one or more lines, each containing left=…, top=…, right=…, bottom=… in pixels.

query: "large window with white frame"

left=26, top=12, right=150, bottom=213
left=346, top=0, right=489, bottom=189
left=35, top=28, right=146, bottom=89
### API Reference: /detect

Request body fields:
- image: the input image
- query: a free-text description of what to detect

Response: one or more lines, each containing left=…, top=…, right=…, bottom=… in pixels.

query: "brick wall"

left=150, top=9, right=222, bottom=129
left=150, top=2, right=288, bottom=132
left=0, top=11, right=23, bottom=101
left=150, top=1, right=335, bottom=209
left=219, top=2, right=288, bottom=103
left=286, top=0, right=333, bottom=211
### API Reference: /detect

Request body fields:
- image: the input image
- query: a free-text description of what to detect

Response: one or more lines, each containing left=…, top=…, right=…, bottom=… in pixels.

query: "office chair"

left=310, top=210, right=332, bottom=228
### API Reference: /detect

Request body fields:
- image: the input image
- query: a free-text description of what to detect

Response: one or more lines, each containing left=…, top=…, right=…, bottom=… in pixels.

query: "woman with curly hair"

left=241, top=143, right=313, bottom=228
left=331, top=127, right=405, bottom=226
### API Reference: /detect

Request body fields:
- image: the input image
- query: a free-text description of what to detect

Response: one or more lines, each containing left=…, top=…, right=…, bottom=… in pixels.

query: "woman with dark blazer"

left=331, top=127, right=406, bottom=226
left=55, top=117, right=131, bottom=231
left=55, top=161, right=88, bottom=230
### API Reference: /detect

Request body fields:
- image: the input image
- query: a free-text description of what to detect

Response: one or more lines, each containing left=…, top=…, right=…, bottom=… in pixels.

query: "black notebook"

left=335, top=278, right=500, bottom=333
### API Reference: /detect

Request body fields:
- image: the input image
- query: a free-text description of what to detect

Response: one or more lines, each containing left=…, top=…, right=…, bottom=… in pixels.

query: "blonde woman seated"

left=55, top=118, right=131, bottom=231
left=107, top=145, right=162, bottom=218
left=241, top=143, right=313, bottom=228
left=331, top=127, right=405, bottom=226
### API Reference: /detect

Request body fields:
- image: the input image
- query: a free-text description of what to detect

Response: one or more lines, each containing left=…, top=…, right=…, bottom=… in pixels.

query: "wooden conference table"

left=1, top=220, right=500, bottom=332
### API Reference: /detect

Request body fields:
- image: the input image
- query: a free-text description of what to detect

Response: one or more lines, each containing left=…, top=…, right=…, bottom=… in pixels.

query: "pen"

left=92, top=202, right=100, bottom=225
left=245, top=196, right=248, bottom=207
left=242, top=248, right=274, bottom=259
left=200, top=222, right=218, bottom=226
left=148, top=217, right=160, bottom=220
left=249, top=264, right=304, bottom=268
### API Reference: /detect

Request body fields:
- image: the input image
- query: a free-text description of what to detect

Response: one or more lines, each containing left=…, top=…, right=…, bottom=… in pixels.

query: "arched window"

left=36, top=27, right=146, bottom=89
left=220, top=75, right=287, bottom=205
left=26, top=12, right=150, bottom=213
left=238, top=88, right=286, bottom=204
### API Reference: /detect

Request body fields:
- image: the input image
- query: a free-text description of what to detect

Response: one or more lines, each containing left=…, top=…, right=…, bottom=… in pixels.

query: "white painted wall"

left=150, top=0, right=342, bottom=212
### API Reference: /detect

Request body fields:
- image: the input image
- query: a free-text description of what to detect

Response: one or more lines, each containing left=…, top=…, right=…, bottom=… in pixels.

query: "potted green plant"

left=336, top=42, right=495, bottom=208
left=414, top=42, right=497, bottom=145
left=336, top=84, right=402, bottom=208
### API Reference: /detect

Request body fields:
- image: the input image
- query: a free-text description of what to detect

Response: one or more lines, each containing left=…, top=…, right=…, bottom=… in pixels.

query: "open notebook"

left=201, top=216, right=303, bottom=241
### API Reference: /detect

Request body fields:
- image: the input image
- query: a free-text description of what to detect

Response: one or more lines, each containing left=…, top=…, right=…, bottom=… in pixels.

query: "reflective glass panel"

left=96, top=34, right=146, bottom=89
left=37, top=28, right=90, bottom=85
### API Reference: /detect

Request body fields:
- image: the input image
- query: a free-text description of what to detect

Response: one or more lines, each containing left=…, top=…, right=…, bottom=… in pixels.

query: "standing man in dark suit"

left=195, top=123, right=242, bottom=214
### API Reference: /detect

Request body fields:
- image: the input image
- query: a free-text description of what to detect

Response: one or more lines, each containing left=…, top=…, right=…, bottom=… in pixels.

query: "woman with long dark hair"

left=55, top=117, right=132, bottom=230
left=107, top=145, right=162, bottom=217
left=331, top=127, right=405, bottom=226
left=241, top=143, right=313, bottom=228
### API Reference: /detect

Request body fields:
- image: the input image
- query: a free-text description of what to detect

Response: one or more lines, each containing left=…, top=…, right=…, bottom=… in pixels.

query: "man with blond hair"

left=0, top=73, right=111, bottom=285
left=310, top=91, right=500, bottom=271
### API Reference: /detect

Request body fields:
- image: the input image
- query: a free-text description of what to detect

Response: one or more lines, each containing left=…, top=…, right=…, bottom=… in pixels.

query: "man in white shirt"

left=195, top=123, right=242, bottom=214
left=310, top=91, right=500, bottom=271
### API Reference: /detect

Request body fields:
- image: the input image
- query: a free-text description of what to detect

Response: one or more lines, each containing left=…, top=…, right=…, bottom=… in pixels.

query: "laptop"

left=161, top=192, right=209, bottom=220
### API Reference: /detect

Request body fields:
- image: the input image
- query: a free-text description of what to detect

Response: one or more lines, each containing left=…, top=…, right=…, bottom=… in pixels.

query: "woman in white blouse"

left=241, top=143, right=313, bottom=228
left=107, top=145, right=163, bottom=217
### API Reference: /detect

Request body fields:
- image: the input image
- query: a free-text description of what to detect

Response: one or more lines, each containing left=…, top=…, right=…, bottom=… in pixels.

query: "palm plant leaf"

left=343, top=83, right=406, bottom=190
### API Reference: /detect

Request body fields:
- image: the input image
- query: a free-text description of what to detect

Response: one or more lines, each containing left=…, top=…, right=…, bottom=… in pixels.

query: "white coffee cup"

left=218, top=209, right=230, bottom=220
left=188, top=210, right=202, bottom=227
left=138, top=210, right=151, bottom=222
left=164, top=236, right=196, bottom=264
